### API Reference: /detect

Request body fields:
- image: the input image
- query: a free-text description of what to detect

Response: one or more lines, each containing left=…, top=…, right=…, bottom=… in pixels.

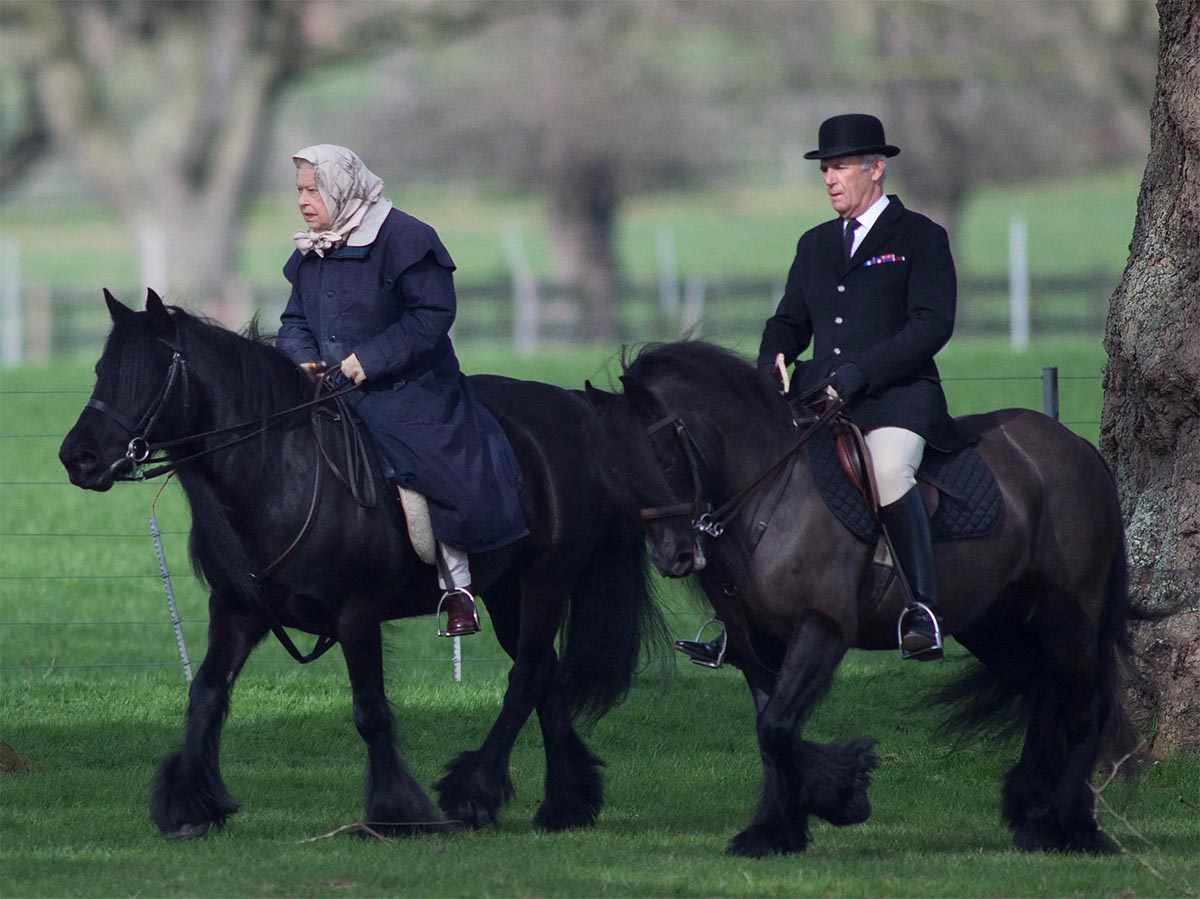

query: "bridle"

left=638, top=394, right=846, bottom=557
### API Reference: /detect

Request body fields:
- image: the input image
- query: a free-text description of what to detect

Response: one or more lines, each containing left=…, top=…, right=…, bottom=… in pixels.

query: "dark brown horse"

left=588, top=340, right=1133, bottom=858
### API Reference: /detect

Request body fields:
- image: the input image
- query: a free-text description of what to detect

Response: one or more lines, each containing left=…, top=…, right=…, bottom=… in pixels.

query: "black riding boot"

left=879, top=487, right=943, bottom=660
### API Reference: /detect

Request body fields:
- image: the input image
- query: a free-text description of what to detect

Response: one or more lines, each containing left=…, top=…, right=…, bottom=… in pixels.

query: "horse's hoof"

left=437, top=796, right=500, bottom=830
left=726, top=824, right=808, bottom=858
left=533, top=798, right=599, bottom=832
left=164, top=822, right=210, bottom=841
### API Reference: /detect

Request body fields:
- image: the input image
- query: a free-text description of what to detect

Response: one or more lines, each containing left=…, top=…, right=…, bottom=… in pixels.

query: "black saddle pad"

left=809, top=426, right=1003, bottom=544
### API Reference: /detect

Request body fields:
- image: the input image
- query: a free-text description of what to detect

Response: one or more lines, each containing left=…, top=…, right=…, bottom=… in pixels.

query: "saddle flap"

left=398, top=487, right=437, bottom=565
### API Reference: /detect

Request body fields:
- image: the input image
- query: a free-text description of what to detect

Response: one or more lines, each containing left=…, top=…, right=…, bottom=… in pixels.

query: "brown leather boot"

left=438, top=587, right=480, bottom=637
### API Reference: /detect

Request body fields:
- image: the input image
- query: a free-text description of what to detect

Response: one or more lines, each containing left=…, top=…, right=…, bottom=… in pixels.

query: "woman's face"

left=296, top=166, right=332, bottom=231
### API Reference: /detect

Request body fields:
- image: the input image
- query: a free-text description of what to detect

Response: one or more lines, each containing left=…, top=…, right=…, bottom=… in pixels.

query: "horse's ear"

left=145, top=288, right=176, bottom=340
left=584, top=380, right=612, bottom=409
left=103, top=288, right=134, bottom=322
left=618, top=373, right=662, bottom=414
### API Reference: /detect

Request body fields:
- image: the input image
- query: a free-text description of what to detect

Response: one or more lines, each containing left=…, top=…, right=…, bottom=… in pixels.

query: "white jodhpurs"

left=438, top=543, right=472, bottom=590
left=864, top=427, right=926, bottom=507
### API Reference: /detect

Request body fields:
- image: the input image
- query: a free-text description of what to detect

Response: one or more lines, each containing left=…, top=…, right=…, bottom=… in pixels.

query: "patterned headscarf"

left=292, top=145, right=394, bottom=257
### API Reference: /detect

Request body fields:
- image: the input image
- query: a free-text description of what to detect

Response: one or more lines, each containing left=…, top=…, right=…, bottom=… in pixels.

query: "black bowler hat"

left=804, top=114, right=901, bottom=160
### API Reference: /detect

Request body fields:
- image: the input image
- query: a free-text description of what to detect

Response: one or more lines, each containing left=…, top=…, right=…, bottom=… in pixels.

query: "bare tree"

left=1100, top=0, right=1199, bottom=757
left=2, top=0, right=489, bottom=322
left=379, top=1, right=790, bottom=340
left=874, top=1, right=1156, bottom=237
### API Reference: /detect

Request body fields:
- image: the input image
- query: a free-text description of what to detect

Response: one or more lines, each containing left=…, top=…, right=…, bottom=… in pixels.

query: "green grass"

left=2, top=341, right=1196, bottom=897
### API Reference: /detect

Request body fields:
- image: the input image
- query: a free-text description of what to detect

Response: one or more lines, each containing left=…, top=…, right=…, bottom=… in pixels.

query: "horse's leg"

left=151, top=596, right=267, bottom=839
left=728, top=611, right=879, bottom=858
left=531, top=666, right=604, bottom=832
left=338, top=599, right=448, bottom=834
left=1001, top=580, right=1120, bottom=854
left=434, top=571, right=543, bottom=829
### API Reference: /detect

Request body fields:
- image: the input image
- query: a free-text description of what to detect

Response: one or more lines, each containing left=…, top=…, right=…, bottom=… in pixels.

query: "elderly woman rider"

left=278, top=144, right=528, bottom=637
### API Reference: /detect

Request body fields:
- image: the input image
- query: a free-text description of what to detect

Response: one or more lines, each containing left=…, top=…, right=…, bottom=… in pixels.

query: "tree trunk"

left=29, top=1, right=300, bottom=325
left=1099, top=0, right=1200, bottom=758
left=548, top=158, right=622, bottom=342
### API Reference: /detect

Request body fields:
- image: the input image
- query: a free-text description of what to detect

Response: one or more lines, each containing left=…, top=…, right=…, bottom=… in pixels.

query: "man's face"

left=296, top=167, right=332, bottom=231
left=820, top=155, right=884, bottom=219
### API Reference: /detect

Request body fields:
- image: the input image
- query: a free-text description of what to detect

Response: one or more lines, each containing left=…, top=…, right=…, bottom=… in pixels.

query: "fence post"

left=681, top=277, right=706, bottom=338
left=139, top=222, right=168, bottom=293
left=1, top=240, right=22, bottom=368
left=1042, top=366, right=1059, bottom=420
left=502, top=224, right=538, bottom=356
left=656, top=225, right=680, bottom=323
left=1008, top=214, right=1030, bottom=352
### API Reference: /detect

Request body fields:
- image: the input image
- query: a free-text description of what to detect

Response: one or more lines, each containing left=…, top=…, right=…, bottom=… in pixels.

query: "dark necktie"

left=843, top=218, right=860, bottom=265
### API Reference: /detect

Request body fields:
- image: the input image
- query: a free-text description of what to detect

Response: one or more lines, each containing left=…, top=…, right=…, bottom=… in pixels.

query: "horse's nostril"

left=63, top=445, right=100, bottom=474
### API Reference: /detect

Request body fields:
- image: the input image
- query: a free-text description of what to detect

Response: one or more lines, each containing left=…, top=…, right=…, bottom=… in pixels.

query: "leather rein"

left=85, top=338, right=371, bottom=664
left=638, top=393, right=846, bottom=543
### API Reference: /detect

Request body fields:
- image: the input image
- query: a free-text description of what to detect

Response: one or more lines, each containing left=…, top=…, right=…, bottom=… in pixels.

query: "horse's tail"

left=556, top=510, right=668, bottom=724
left=936, top=527, right=1137, bottom=762
left=1096, top=527, right=1137, bottom=761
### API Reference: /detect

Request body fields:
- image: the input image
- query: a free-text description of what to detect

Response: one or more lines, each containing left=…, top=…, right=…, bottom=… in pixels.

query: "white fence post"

left=1008, top=214, right=1030, bottom=352
left=1, top=240, right=22, bottom=368
left=139, top=222, right=169, bottom=294
left=681, top=277, right=706, bottom=338
left=502, top=224, right=538, bottom=356
left=656, top=225, right=680, bottom=323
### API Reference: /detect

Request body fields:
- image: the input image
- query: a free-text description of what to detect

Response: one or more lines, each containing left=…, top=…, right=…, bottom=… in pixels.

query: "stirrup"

left=436, top=588, right=480, bottom=638
left=674, top=618, right=727, bottom=669
left=897, top=602, right=943, bottom=661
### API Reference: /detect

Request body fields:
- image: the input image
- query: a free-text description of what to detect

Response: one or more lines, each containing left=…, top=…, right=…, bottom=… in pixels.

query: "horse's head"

left=589, top=341, right=796, bottom=579
left=60, top=289, right=189, bottom=490
left=587, top=377, right=707, bottom=577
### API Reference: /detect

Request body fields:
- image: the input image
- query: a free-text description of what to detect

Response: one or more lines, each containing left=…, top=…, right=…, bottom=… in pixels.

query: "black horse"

left=60, top=289, right=663, bottom=839
left=588, top=340, right=1134, bottom=858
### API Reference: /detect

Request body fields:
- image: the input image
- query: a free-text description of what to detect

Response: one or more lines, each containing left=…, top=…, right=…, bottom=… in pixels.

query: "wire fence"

left=0, top=372, right=1103, bottom=680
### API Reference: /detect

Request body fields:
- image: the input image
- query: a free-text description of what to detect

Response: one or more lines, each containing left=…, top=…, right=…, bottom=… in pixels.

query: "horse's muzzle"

left=59, top=436, right=120, bottom=491
left=649, top=534, right=707, bottom=578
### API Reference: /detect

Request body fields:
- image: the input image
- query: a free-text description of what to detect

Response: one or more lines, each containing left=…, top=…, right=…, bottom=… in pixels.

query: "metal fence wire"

left=0, top=373, right=1101, bottom=679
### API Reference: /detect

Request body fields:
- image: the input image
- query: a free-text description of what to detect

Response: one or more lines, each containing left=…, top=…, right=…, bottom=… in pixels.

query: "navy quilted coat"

left=278, top=208, right=528, bottom=553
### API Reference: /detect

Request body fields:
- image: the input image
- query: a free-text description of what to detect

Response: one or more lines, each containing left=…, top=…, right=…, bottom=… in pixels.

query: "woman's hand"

left=300, top=361, right=328, bottom=381
left=340, top=353, right=367, bottom=385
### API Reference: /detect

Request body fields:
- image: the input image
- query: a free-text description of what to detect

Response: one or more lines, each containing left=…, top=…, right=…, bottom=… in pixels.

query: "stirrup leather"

left=436, top=587, right=480, bottom=638
left=897, top=601, right=943, bottom=660
left=674, top=618, right=727, bottom=669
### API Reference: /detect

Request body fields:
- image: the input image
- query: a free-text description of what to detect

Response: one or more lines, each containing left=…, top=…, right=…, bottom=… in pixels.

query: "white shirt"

left=845, top=193, right=890, bottom=258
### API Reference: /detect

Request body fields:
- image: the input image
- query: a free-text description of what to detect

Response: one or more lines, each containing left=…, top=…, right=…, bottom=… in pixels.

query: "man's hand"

left=340, top=353, right=367, bottom=386
left=830, top=363, right=867, bottom=401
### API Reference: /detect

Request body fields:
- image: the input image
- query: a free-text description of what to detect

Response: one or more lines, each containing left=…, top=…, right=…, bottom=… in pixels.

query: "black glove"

left=757, top=359, right=785, bottom=392
left=830, top=363, right=867, bottom=401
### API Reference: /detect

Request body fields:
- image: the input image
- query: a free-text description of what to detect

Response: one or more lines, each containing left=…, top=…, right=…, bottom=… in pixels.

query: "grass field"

left=2, top=336, right=1197, bottom=897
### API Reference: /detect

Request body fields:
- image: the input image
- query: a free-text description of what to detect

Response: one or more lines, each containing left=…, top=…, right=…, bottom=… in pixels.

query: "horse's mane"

left=169, top=307, right=308, bottom=418
left=622, top=340, right=792, bottom=435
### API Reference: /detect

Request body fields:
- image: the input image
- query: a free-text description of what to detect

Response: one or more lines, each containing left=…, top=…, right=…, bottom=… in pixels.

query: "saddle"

left=808, top=413, right=1004, bottom=545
